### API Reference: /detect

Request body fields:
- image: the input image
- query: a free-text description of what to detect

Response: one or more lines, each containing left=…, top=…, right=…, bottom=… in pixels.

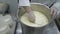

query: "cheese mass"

left=20, top=11, right=48, bottom=27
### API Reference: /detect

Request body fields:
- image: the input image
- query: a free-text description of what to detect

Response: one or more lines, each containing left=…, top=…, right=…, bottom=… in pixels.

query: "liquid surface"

left=21, top=11, right=48, bottom=27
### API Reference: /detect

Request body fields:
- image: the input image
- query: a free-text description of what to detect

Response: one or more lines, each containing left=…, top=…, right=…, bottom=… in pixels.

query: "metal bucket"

left=17, top=3, right=51, bottom=34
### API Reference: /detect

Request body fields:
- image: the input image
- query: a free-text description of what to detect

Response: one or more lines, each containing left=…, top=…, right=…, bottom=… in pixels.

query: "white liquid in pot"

left=21, top=11, right=48, bottom=27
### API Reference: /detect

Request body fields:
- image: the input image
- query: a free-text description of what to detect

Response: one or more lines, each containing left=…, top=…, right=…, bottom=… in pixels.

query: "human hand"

left=51, top=6, right=57, bottom=19
left=27, top=11, right=35, bottom=23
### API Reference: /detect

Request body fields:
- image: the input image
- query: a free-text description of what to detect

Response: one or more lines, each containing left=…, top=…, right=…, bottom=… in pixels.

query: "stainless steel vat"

left=17, top=3, right=52, bottom=34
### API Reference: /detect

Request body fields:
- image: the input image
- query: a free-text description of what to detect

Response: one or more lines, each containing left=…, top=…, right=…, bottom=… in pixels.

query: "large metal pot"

left=17, top=3, right=51, bottom=34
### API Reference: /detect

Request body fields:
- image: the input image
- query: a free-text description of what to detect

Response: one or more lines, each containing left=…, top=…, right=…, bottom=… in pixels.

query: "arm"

left=19, top=0, right=31, bottom=13
left=19, top=0, right=35, bottom=22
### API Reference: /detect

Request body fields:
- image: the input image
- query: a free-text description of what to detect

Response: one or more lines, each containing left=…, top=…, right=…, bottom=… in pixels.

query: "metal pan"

left=17, top=3, right=52, bottom=34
